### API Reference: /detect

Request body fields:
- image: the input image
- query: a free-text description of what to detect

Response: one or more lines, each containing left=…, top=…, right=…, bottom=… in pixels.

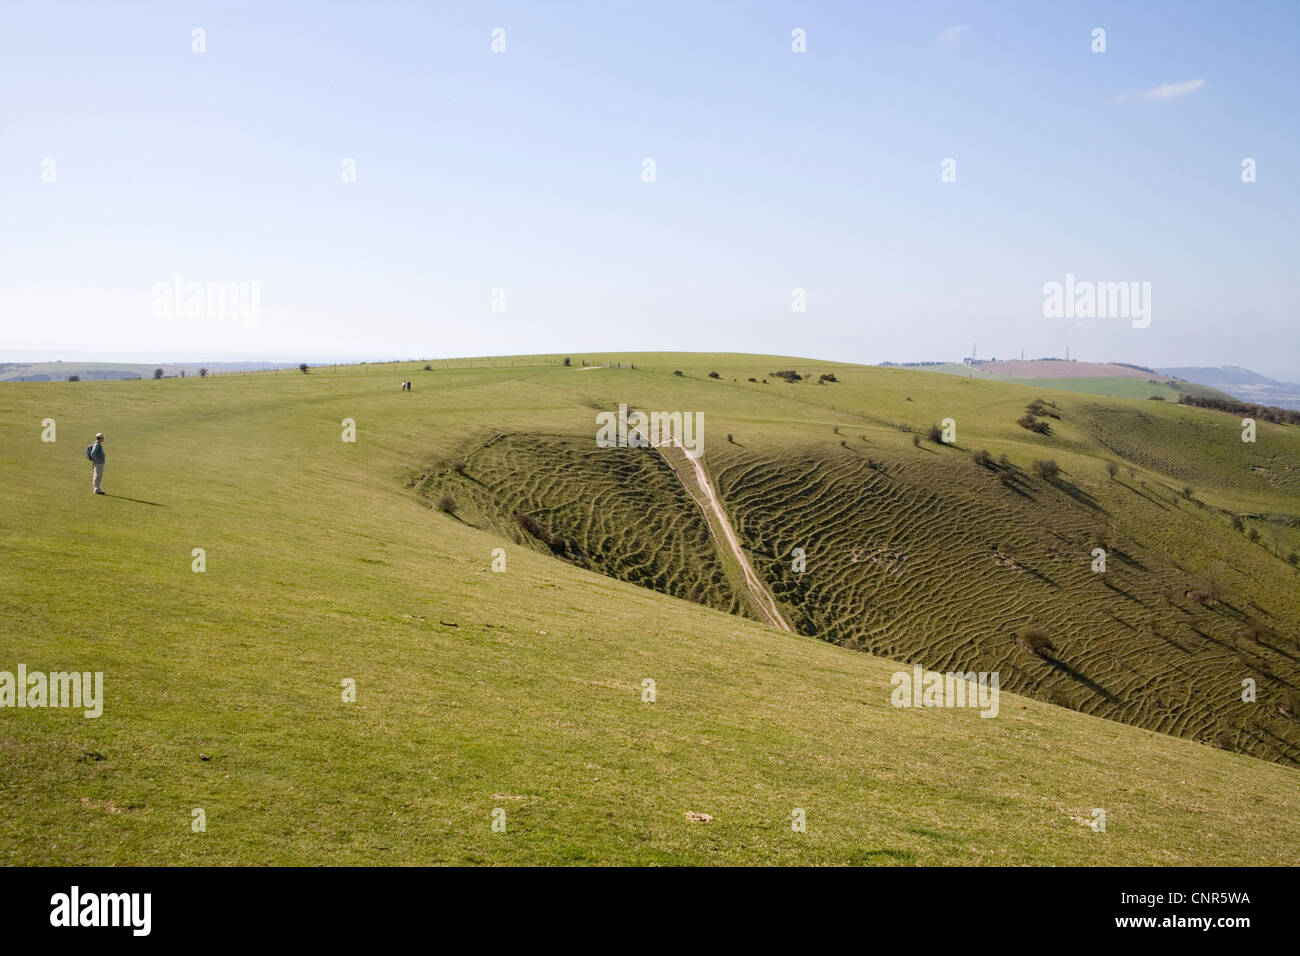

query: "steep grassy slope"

left=438, top=433, right=744, bottom=615
left=1, top=356, right=1298, bottom=865
left=424, top=355, right=1300, bottom=765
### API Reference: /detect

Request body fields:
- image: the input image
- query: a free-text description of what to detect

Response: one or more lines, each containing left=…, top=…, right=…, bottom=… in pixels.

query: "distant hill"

left=979, top=359, right=1156, bottom=379
left=0, top=360, right=300, bottom=382
left=881, top=359, right=1233, bottom=402
left=1157, top=366, right=1300, bottom=410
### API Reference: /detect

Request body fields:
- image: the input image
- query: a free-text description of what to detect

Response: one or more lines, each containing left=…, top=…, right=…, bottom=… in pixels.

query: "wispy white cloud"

left=936, top=25, right=968, bottom=45
left=1141, top=77, right=1207, bottom=100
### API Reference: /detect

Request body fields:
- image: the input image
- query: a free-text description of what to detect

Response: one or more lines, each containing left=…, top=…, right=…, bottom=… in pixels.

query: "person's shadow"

left=105, top=493, right=165, bottom=507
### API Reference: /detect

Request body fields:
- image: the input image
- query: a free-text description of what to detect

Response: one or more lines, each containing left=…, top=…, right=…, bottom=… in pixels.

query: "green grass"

left=2, top=354, right=1297, bottom=865
left=1006, top=376, right=1183, bottom=400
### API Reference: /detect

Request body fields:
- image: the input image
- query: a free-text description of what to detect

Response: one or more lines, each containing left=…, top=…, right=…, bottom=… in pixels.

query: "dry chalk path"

left=658, top=438, right=792, bottom=632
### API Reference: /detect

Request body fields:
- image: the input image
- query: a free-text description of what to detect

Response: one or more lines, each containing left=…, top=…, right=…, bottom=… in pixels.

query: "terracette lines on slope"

left=657, top=437, right=792, bottom=632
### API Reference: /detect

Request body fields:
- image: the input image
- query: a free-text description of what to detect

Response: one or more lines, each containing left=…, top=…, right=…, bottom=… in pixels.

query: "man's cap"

left=95, top=433, right=104, bottom=440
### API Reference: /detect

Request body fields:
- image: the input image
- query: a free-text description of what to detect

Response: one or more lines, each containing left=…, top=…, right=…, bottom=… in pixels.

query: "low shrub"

left=1018, top=627, right=1056, bottom=657
left=1018, top=414, right=1051, bottom=434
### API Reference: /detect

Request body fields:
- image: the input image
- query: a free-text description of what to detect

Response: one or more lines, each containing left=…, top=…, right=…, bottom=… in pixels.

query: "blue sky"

left=2, top=1, right=1297, bottom=377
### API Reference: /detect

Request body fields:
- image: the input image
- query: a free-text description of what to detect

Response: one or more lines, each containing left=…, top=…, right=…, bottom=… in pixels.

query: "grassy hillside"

left=894, top=359, right=1234, bottom=403
left=1005, top=376, right=1183, bottom=400
left=2, top=354, right=1298, bottom=865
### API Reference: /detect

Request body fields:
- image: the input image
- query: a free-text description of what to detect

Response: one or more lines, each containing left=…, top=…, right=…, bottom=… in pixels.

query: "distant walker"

left=86, top=433, right=106, bottom=495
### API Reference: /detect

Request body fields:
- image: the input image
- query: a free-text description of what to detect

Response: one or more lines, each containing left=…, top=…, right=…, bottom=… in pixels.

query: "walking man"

left=88, top=433, right=106, bottom=495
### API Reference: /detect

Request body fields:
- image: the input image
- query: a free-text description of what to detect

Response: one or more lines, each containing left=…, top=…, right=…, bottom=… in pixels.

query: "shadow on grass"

left=1049, top=476, right=1106, bottom=512
left=1109, top=547, right=1149, bottom=571
left=999, top=476, right=1036, bottom=501
left=1151, top=629, right=1194, bottom=654
left=105, top=493, right=165, bottom=507
left=1040, top=654, right=1121, bottom=704
left=1122, top=481, right=1172, bottom=512
left=1100, top=579, right=1140, bottom=602
left=1262, top=726, right=1300, bottom=758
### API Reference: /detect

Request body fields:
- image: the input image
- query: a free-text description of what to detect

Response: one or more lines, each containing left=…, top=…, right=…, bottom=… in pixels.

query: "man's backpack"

left=85, top=443, right=96, bottom=462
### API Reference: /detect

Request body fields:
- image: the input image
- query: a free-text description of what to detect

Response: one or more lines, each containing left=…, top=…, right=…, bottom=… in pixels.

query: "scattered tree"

left=1017, top=414, right=1051, bottom=434
left=199, top=368, right=208, bottom=378
left=1105, top=461, right=1119, bottom=479
left=1230, top=514, right=1244, bottom=532
left=708, top=371, right=720, bottom=379
left=1177, top=392, right=1300, bottom=426
left=973, top=449, right=994, bottom=468
left=1266, top=517, right=1286, bottom=554
left=516, top=511, right=549, bottom=543
left=1017, top=627, right=1056, bottom=658
left=1032, top=459, right=1060, bottom=479
left=926, top=424, right=945, bottom=444
left=153, top=368, right=164, bottom=379
left=67, top=375, right=79, bottom=382
left=563, top=357, right=571, bottom=367
left=437, top=493, right=457, bottom=515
